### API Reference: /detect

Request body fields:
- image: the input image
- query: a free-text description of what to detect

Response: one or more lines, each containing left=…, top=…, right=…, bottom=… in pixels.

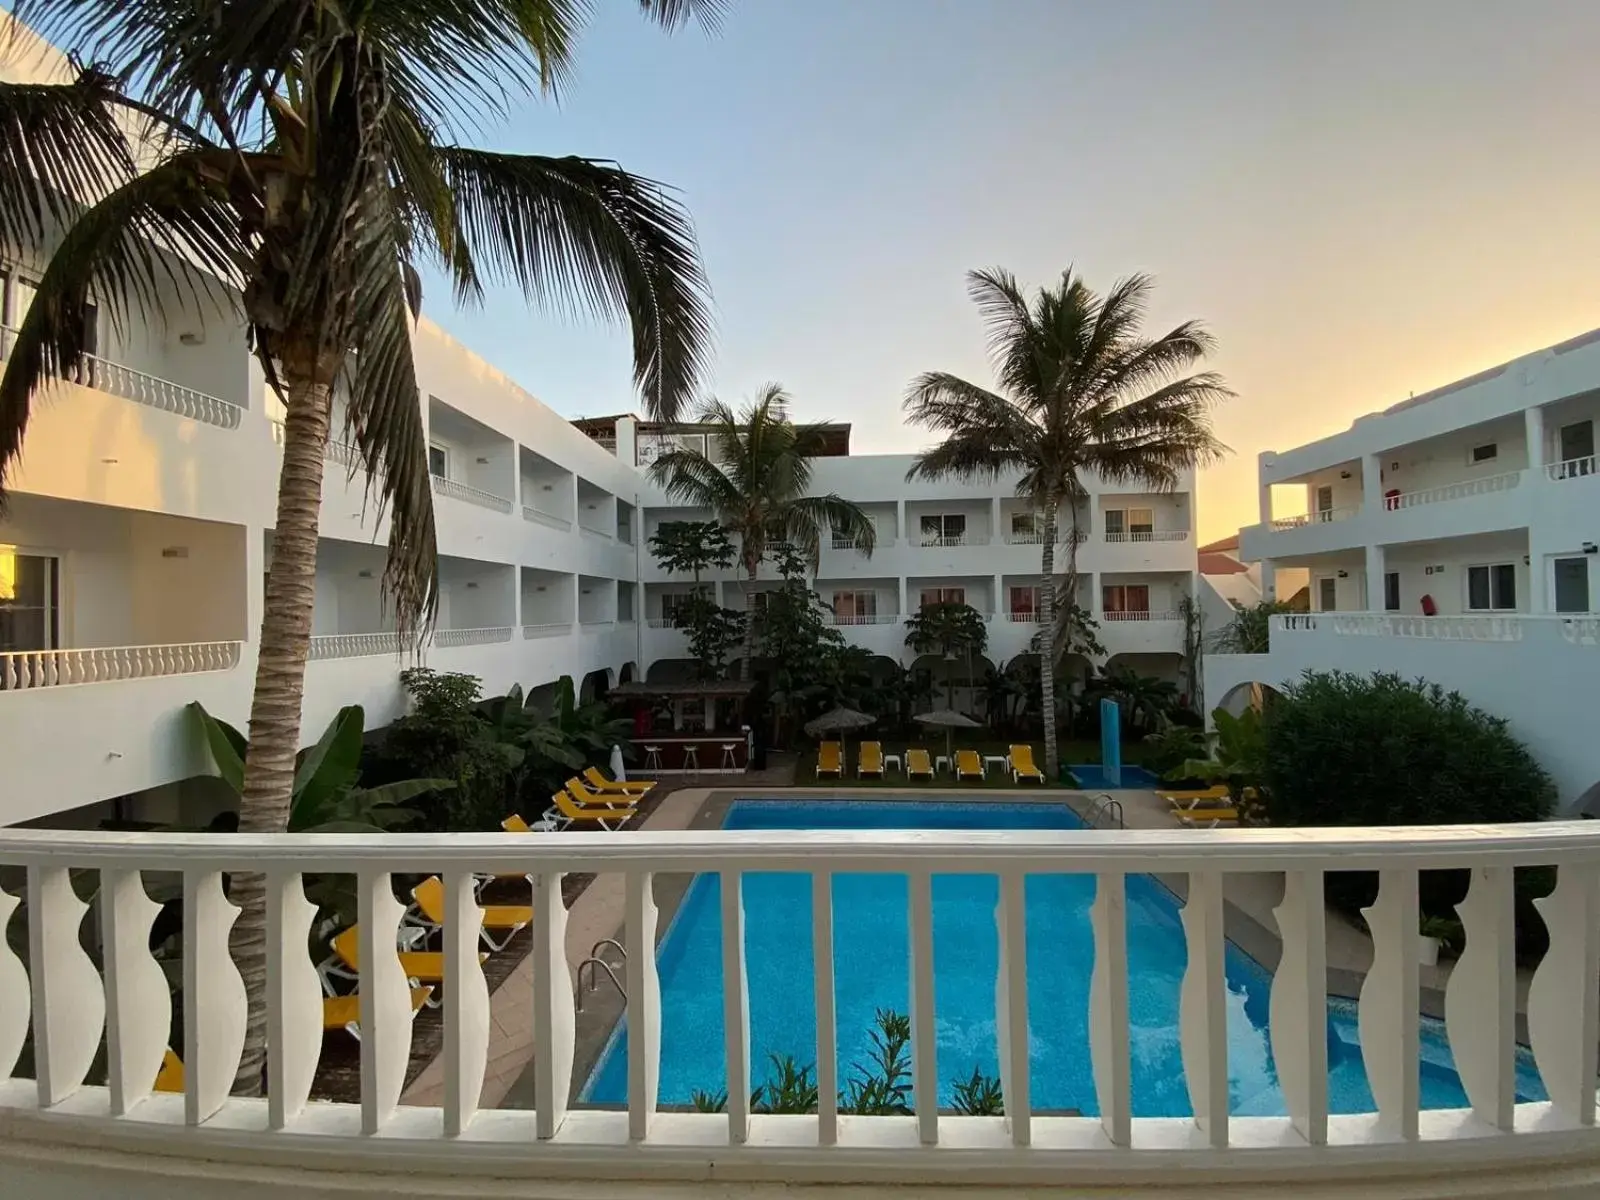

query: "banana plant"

left=189, top=702, right=451, bottom=833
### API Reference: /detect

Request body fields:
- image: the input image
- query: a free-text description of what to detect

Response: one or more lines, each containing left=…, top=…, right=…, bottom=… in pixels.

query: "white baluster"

left=1178, top=870, right=1228, bottom=1146
left=994, top=870, right=1029, bottom=1146
left=721, top=870, right=751, bottom=1143
left=1270, top=870, right=1328, bottom=1145
left=266, top=871, right=321, bottom=1129
left=908, top=870, right=938, bottom=1144
left=41, top=652, right=56, bottom=688
left=102, top=869, right=169, bottom=1115
left=2, top=655, right=14, bottom=689
left=1529, top=865, right=1600, bottom=1126
left=812, top=871, right=837, bottom=1145
left=0, top=887, right=29, bottom=1076
left=358, top=870, right=413, bottom=1134
left=532, top=871, right=574, bottom=1140
left=28, top=865, right=104, bottom=1105
left=1359, top=869, right=1420, bottom=1139
left=1445, top=866, right=1517, bottom=1130
left=1089, top=870, right=1131, bottom=1147
left=183, top=869, right=245, bottom=1123
left=625, top=870, right=661, bottom=1141
left=443, top=869, right=490, bottom=1136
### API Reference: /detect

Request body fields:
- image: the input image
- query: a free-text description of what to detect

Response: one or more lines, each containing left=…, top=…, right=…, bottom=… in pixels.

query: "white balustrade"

left=308, top=631, right=405, bottom=660
left=1560, top=617, right=1600, bottom=647
left=1004, top=529, right=1088, bottom=545
left=578, top=523, right=613, bottom=540
left=522, top=505, right=574, bottom=531
left=1101, top=610, right=1182, bottom=622
left=431, top=626, right=513, bottom=648
left=522, top=623, right=572, bottom=638
left=1271, top=506, right=1358, bottom=530
left=1102, top=530, right=1190, bottom=543
left=0, top=823, right=1596, bottom=1186
left=831, top=613, right=898, bottom=626
left=430, top=475, right=514, bottom=513
left=645, top=617, right=680, bottom=629
left=1546, top=455, right=1597, bottom=482
left=1278, top=613, right=1526, bottom=642
left=0, top=641, right=241, bottom=690
left=269, top=418, right=366, bottom=471
left=917, top=534, right=981, bottom=547
left=1004, top=611, right=1044, bottom=623
left=1385, top=470, right=1523, bottom=510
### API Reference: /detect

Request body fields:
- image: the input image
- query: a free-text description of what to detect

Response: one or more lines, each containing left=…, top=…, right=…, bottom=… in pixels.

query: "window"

left=0, top=547, right=58, bottom=653
left=1466, top=563, right=1516, bottom=611
left=1317, top=577, right=1337, bottom=612
left=1554, top=557, right=1591, bottom=614
left=1384, top=571, right=1401, bottom=612
left=660, top=591, right=698, bottom=624
left=427, top=443, right=449, bottom=478
left=919, top=587, right=965, bottom=609
left=831, top=591, right=878, bottom=621
left=1009, top=586, right=1040, bottom=619
left=1103, top=510, right=1125, bottom=538
left=1010, top=512, right=1040, bottom=537
left=1470, top=442, right=1498, bottom=465
left=1128, top=508, right=1154, bottom=538
left=1102, top=584, right=1150, bottom=619
left=1314, top=486, right=1335, bottom=520
left=749, top=591, right=772, bottom=615
left=919, top=513, right=966, bottom=546
left=617, top=585, right=635, bottom=622
left=1559, top=421, right=1595, bottom=473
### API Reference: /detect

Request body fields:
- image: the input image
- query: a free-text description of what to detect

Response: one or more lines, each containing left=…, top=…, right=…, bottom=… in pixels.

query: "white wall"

left=521, top=568, right=574, bottom=624
left=439, top=559, right=515, bottom=629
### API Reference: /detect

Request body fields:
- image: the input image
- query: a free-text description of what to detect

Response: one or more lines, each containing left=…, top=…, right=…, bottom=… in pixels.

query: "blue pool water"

left=583, top=800, right=1546, bottom=1114
left=1069, top=763, right=1161, bottom=789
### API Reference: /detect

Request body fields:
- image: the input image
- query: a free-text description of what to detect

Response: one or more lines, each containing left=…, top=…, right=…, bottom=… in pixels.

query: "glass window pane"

left=1103, top=510, right=1125, bottom=536
left=1554, top=558, right=1590, bottom=613
left=1384, top=571, right=1401, bottom=612
left=1129, top=508, right=1154, bottom=535
left=1318, top=577, right=1337, bottom=611
left=1492, top=564, right=1516, bottom=609
left=1467, top=566, right=1490, bottom=610
left=428, top=444, right=447, bottom=476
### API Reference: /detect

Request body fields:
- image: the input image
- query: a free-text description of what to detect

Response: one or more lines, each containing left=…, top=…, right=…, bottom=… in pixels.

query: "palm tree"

left=0, top=0, right=716, bottom=1093
left=649, top=384, right=876, bottom=680
left=905, top=268, right=1229, bottom=778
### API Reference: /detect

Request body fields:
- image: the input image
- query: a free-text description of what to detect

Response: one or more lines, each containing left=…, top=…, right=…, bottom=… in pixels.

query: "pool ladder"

left=576, top=938, right=627, bottom=1012
left=1084, top=793, right=1125, bottom=830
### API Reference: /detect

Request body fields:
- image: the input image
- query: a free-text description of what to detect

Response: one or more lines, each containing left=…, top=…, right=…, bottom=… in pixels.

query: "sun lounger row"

left=815, top=742, right=1048, bottom=783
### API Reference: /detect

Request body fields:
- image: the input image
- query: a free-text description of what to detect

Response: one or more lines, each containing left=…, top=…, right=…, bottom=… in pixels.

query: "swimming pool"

left=1068, top=763, right=1161, bottom=789
left=582, top=800, right=1546, bottom=1114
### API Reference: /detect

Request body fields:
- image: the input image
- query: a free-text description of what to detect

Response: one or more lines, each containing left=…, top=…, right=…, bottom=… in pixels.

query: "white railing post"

left=812, top=871, right=838, bottom=1145
left=0, top=888, right=25, bottom=1078
left=993, top=870, right=1029, bottom=1146
left=102, top=868, right=168, bottom=1116
left=532, top=871, right=574, bottom=1140
left=1445, top=866, right=1518, bottom=1130
left=357, top=870, right=414, bottom=1134
left=1359, top=869, right=1420, bottom=1139
left=721, top=870, right=752, bottom=1143
left=908, top=870, right=938, bottom=1144
left=183, top=869, right=246, bottom=1124
left=625, top=870, right=661, bottom=1141
left=443, top=869, right=490, bottom=1136
left=266, top=871, right=322, bottom=1130
left=1178, top=871, right=1228, bottom=1147
left=1089, top=870, right=1131, bottom=1147
left=1269, top=870, right=1328, bottom=1145
left=28, top=865, right=104, bottom=1106
left=1529, top=865, right=1600, bottom=1126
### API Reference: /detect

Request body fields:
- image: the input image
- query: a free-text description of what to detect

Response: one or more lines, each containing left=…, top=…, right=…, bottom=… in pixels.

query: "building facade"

left=1206, top=327, right=1600, bottom=807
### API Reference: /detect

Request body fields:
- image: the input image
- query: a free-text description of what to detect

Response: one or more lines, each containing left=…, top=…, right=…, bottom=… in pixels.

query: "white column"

left=896, top=499, right=907, bottom=543
left=1365, top=543, right=1386, bottom=611
left=1526, top=404, right=1546, bottom=473
left=993, top=573, right=1003, bottom=619
left=898, top=576, right=908, bottom=618
left=1362, top=453, right=1382, bottom=512
left=1258, top=477, right=1274, bottom=526
left=1259, top=558, right=1276, bottom=603
left=989, top=496, right=1001, bottom=544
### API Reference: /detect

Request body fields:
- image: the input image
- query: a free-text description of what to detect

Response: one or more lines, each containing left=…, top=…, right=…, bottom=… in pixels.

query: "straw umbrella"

left=914, top=709, right=983, bottom=762
left=804, top=705, right=877, bottom=763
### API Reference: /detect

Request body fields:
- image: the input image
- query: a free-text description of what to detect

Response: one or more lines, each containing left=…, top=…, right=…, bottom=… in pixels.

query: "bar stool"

left=643, top=745, right=663, bottom=772
left=720, top=742, right=739, bottom=770
left=681, top=744, right=700, bottom=772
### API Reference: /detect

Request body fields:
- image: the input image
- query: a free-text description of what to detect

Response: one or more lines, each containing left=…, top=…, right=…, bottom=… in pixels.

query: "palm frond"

left=784, top=494, right=877, bottom=563
left=649, top=443, right=743, bottom=514
left=438, top=148, right=713, bottom=420
left=903, top=372, right=1035, bottom=484
left=0, top=149, right=251, bottom=499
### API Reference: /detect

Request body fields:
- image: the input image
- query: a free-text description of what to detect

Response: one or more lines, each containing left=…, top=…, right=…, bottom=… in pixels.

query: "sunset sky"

left=419, top=0, right=1600, bottom=541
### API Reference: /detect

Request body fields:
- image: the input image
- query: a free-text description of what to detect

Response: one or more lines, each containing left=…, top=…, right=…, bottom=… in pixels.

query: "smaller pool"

left=1069, top=763, right=1161, bottom=789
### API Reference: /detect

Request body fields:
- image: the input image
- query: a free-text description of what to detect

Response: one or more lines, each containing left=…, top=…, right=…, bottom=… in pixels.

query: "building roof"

left=1198, top=534, right=1240, bottom=555
left=1199, top=551, right=1249, bottom=576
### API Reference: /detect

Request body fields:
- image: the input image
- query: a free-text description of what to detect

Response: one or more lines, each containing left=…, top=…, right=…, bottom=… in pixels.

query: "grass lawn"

left=789, top=735, right=1158, bottom=788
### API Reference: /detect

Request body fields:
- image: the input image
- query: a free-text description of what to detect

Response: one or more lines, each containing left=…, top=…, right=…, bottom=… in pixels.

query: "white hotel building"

left=1206, top=327, right=1600, bottom=807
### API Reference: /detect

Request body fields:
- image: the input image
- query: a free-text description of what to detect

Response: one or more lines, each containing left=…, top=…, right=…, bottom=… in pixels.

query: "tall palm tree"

left=905, top=268, right=1229, bottom=777
left=649, top=384, right=876, bottom=680
left=0, top=0, right=717, bottom=1092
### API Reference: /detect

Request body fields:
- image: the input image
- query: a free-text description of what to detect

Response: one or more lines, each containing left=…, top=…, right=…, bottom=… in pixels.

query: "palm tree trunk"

left=1039, top=502, right=1059, bottom=781
left=739, top=562, right=758, bottom=681
left=231, top=367, right=333, bottom=1095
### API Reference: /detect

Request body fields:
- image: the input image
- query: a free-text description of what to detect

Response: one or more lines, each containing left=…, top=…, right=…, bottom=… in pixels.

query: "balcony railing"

left=831, top=613, right=898, bottom=626
left=432, top=626, right=513, bottom=648
left=521, top=623, right=571, bottom=638
left=1275, top=612, right=1600, bottom=646
left=2, top=326, right=243, bottom=429
left=646, top=616, right=681, bottom=629
left=1546, top=455, right=1597, bottom=482
left=829, top=534, right=895, bottom=551
left=1004, top=610, right=1043, bottom=623
left=1102, top=530, right=1190, bottom=543
left=577, top=523, right=613, bottom=540
left=268, top=419, right=366, bottom=471
left=1101, top=609, right=1182, bottom=622
left=917, top=533, right=979, bottom=547
left=430, top=475, right=513, bottom=514
left=1271, top=506, right=1358, bottom=530
left=1386, top=470, right=1523, bottom=511
left=521, top=505, right=573, bottom=531
left=0, top=821, right=1596, bottom=1190
left=1003, top=529, right=1089, bottom=546
left=307, top=631, right=404, bottom=660
left=0, top=640, right=241, bottom=690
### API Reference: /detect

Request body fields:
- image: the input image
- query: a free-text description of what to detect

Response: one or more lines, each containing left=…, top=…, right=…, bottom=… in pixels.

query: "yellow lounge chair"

left=154, top=1048, right=184, bottom=1093
left=552, top=788, right=634, bottom=830
left=1177, top=809, right=1239, bottom=828
left=322, top=986, right=433, bottom=1037
left=413, top=876, right=533, bottom=952
left=816, top=741, right=843, bottom=778
left=583, top=766, right=654, bottom=795
left=1009, top=744, right=1045, bottom=784
left=906, top=748, right=934, bottom=781
left=955, top=749, right=984, bottom=781
left=566, top=777, right=639, bottom=810
left=323, top=926, right=486, bottom=1005
left=858, top=741, right=884, bottom=779
left=1160, top=785, right=1230, bottom=806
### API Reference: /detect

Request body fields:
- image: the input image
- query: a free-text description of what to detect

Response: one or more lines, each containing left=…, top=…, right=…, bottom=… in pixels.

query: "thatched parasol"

left=804, top=706, right=877, bottom=759
left=913, top=709, right=983, bottom=760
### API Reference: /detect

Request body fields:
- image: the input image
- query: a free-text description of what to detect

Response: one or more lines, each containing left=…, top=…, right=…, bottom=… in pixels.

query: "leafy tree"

left=673, top=593, right=745, bottom=680
left=756, top=579, right=846, bottom=737
left=0, top=0, right=718, bottom=1092
left=1089, top=666, right=1179, bottom=733
left=648, top=519, right=734, bottom=586
left=1209, top=599, right=1298, bottom=654
left=1168, top=707, right=1264, bottom=807
left=649, top=384, right=876, bottom=679
left=905, top=268, right=1229, bottom=777
left=1031, top=595, right=1105, bottom=664
left=903, top=601, right=987, bottom=709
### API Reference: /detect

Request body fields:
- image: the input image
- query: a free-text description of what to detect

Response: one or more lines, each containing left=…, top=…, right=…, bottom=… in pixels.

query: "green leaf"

left=291, top=705, right=366, bottom=822
left=188, top=701, right=245, bottom=795
left=349, top=778, right=454, bottom=808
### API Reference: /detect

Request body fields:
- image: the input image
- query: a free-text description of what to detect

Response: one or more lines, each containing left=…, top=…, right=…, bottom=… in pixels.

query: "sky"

left=418, top=0, right=1600, bottom=542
